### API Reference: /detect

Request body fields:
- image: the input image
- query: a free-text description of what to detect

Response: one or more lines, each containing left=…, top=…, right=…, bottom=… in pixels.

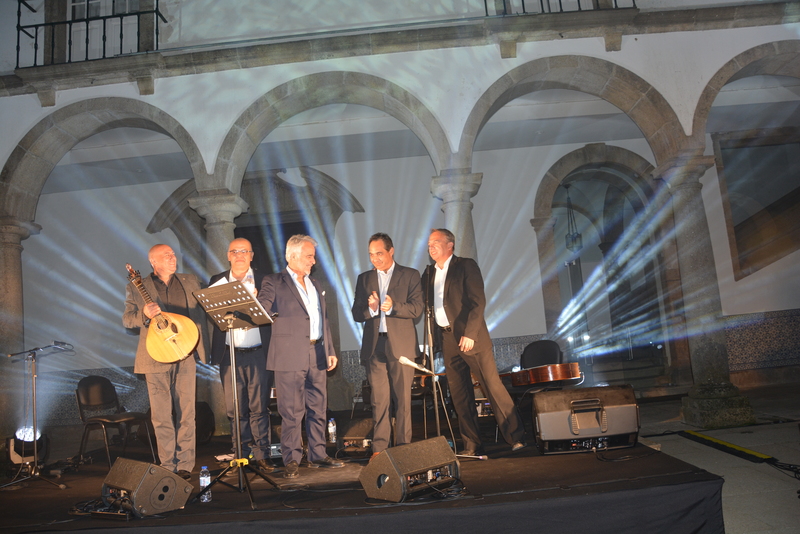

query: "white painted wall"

left=2, top=2, right=799, bottom=372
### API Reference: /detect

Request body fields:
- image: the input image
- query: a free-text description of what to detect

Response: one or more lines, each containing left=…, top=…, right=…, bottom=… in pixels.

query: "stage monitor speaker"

left=101, top=458, right=193, bottom=517
left=359, top=436, right=459, bottom=502
left=533, top=385, right=639, bottom=454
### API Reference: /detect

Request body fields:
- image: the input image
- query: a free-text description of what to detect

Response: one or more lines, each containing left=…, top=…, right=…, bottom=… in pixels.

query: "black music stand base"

left=191, top=283, right=277, bottom=508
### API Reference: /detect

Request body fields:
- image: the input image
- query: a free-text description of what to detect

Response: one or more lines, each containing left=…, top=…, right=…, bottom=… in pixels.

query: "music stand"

left=192, top=282, right=277, bottom=509
left=1, top=343, right=71, bottom=490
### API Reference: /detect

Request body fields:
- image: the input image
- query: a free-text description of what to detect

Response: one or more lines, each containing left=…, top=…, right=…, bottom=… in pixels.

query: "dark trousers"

left=273, top=343, right=328, bottom=465
left=441, top=331, right=524, bottom=451
left=219, top=346, right=273, bottom=460
left=367, top=336, right=414, bottom=452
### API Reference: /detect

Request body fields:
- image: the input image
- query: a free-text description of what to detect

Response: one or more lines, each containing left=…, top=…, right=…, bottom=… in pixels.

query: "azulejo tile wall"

left=34, top=310, right=800, bottom=428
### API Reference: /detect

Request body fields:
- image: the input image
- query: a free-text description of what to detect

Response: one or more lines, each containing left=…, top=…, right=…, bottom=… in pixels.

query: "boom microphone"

left=397, top=356, right=434, bottom=375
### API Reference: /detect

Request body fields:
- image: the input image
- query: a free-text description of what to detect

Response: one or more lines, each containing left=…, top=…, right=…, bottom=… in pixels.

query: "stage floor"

left=0, top=431, right=723, bottom=534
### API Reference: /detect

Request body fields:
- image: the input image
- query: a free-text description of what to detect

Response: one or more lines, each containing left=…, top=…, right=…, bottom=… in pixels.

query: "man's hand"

left=458, top=336, right=475, bottom=353
left=327, top=355, right=338, bottom=371
left=143, top=302, right=161, bottom=319
left=380, top=294, right=393, bottom=313
left=368, top=291, right=379, bottom=312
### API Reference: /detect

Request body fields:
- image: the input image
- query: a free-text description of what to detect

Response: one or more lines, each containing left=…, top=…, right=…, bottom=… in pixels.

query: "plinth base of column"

left=680, top=394, right=756, bottom=429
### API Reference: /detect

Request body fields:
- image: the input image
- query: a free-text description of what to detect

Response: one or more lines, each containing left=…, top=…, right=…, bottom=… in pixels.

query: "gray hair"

left=285, top=234, right=317, bottom=262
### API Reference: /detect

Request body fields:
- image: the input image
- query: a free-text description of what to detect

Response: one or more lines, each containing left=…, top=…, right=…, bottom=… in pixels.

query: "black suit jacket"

left=208, top=270, right=271, bottom=366
left=351, top=263, right=423, bottom=365
left=421, top=255, right=493, bottom=356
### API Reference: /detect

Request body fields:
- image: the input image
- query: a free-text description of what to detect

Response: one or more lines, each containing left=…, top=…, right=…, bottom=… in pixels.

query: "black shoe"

left=283, top=460, right=299, bottom=479
left=176, top=470, right=192, bottom=480
left=308, top=456, right=345, bottom=468
left=254, top=458, right=275, bottom=474
left=459, top=447, right=485, bottom=457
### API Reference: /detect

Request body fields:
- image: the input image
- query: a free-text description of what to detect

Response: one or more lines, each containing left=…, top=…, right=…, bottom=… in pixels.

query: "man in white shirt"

left=258, top=235, right=344, bottom=479
left=209, top=238, right=274, bottom=475
left=352, top=233, right=423, bottom=457
left=421, top=229, right=526, bottom=456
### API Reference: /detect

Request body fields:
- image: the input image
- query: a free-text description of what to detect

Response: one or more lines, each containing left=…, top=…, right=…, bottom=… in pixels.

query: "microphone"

left=398, top=356, right=434, bottom=375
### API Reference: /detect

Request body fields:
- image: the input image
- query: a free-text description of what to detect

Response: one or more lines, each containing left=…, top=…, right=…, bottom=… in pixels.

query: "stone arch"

left=533, top=143, right=692, bottom=389
left=691, top=40, right=800, bottom=146
left=213, top=71, right=451, bottom=194
left=532, top=143, right=656, bottom=332
left=534, top=143, right=655, bottom=221
left=457, top=55, right=686, bottom=170
left=0, top=97, right=207, bottom=222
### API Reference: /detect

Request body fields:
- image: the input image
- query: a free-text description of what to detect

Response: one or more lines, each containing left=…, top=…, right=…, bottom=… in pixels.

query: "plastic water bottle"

left=327, top=418, right=337, bottom=443
left=199, top=466, right=211, bottom=502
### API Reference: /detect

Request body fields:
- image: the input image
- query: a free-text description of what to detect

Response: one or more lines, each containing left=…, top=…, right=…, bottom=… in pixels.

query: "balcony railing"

left=15, top=0, right=636, bottom=70
left=16, top=0, right=166, bottom=69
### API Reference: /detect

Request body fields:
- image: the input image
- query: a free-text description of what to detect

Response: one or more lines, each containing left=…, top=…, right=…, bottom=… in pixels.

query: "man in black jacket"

left=352, top=233, right=423, bottom=457
left=209, top=237, right=274, bottom=475
left=421, top=228, right=525, bottom=456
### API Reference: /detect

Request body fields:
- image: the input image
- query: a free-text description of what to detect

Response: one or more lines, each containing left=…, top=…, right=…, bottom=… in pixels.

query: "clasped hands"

left=368, top=291, right=392, bottom=313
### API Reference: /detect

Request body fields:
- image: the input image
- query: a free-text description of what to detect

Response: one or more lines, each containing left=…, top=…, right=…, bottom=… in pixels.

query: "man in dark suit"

left=209, top=237, right=274, bottom=476
left=352, top=233, right=423, bottom=457
left=421, top=229, right=526, bottom=456
left=257, top=235, right=344, bottom=479
left=122, top=244, right=208, bottom=480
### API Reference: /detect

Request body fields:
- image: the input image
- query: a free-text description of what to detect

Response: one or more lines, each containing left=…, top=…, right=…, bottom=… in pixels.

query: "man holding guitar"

left=123, top=244, right=207, bottom=481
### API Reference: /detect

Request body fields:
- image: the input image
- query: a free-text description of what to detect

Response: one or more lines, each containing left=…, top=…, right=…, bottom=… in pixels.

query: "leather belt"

left=438, top=325, right=452, bottom=332
left=310, top=339, right=322, bottom=345
left=378, top=332, right=388, bottom=337
left=230, top=345, right=262, bottom=353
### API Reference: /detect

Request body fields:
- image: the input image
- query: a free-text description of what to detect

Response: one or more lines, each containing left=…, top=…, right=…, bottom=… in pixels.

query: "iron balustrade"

left=15, top=0, right=636, bottom=70
left=16, top=0, right=167, bottom=69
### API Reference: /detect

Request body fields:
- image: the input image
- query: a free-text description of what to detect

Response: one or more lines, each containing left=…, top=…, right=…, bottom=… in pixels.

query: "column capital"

left=431, top=172, right=483, bottom=202
left=187, top=191, right=248, bottom=223
left=0, top=217, right=42, bottom=243
left=652, top=153, right=715, bottom=190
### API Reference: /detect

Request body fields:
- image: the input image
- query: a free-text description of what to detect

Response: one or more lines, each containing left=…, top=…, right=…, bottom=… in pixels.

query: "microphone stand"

left=1, top=343, right=71, bottom=490
left=421, top=265, right=457, bottom=452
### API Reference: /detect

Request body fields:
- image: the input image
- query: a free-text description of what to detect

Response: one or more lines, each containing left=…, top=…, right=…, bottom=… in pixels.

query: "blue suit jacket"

left=257, top=268, right=335, bottom=372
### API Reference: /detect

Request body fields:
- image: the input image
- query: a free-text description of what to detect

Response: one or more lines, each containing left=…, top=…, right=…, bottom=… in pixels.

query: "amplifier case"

left=101, top=458, right=193, bottom=517
left=533, top=385, right=639, bottom=454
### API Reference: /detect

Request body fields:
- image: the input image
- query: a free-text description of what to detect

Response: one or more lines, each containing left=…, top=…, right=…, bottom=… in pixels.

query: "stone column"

left=187, top=192, right=248, bottom=436
left=657, top=155, right=754, bottom=428
left=0, top=218, right=41, bottom=438
left=188, top=192, right=248, bottom=275
left=431, top=171, right=482, bottom=260
left=530, top=216, right=562, bottom=335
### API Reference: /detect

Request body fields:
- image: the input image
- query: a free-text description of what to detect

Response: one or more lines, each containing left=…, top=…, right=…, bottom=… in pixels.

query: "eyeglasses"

left=229, top=249, right=254, bottom=256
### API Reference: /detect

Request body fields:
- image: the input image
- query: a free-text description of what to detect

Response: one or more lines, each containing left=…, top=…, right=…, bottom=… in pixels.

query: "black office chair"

left=520, top=339, right=563, bottom=370
left=75, top=375, right=157, bottom=468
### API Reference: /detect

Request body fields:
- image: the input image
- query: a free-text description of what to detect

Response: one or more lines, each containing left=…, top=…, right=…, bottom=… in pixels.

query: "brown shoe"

left=255, top=458, right=275, bottom=474
left=283, top=460, right=299, bottom=479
